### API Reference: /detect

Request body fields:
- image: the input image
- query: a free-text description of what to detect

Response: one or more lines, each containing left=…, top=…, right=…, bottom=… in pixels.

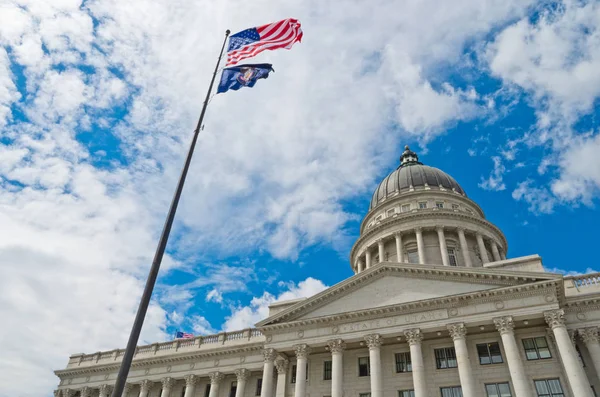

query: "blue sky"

left=1, top=0, right=600, bottom=396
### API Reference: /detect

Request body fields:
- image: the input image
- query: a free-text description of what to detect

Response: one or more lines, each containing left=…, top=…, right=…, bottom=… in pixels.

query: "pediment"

left=257, top=262, right=561, bottom=327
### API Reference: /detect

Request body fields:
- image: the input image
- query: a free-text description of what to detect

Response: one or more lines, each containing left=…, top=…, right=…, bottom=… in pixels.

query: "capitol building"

left=55, top=147, right=600, bottom=397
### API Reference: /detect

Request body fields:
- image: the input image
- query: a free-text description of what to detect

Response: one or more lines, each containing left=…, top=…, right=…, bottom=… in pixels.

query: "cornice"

left=564, top=297, right=600, bottom=312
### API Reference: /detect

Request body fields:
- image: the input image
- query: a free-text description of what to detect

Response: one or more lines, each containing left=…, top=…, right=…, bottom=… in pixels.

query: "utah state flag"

left=217, top=63, right=274, bottom=94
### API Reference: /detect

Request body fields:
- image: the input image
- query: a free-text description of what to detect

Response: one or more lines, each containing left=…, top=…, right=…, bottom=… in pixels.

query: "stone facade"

left=54, top=148, right=600, bottom=397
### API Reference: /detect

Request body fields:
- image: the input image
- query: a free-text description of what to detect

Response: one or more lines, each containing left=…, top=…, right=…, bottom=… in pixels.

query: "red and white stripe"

left=226, top=18, right=303, bottom=66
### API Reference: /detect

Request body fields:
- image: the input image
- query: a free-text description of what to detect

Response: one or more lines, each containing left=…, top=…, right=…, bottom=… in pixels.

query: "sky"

left=0, top=0, right=600, bottom=395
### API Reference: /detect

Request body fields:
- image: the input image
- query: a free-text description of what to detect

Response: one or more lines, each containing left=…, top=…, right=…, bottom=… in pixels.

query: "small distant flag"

left=226, top=18, right=302, bottom=66
left=176, top=331, right=194, bottom=339
left=217, top=64, right=274, bottom=94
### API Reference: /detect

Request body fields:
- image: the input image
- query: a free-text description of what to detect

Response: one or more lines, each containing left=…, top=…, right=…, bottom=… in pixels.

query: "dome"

left=369, top=146, right=466, bottom=210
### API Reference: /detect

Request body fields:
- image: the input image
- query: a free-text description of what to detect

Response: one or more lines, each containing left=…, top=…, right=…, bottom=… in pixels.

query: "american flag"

left=226, top=18, right=302, bottom=66
left=176, top=331, right=194, bottom=339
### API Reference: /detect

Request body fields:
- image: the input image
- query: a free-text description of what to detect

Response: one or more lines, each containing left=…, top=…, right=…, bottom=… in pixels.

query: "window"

left=387, top=208, right=396, bottom=216
left=452, top=204, right=459, bottom=210
left=395, top=352, right=412, bottom=373
left=229, top=382, right=237, bottom=397
left=477, top=342, right=503, bottom=365
left=407, top=250, right=419, bottom=264
left=323, top=360, right=332, bottom=380
left=418, top=201, right=427, bottom=209
left=256, top=379, right=262, bottom=396
left=485, top=382, right=512, bottom=397
left=534, top=379, right=564, bottom=397
left=359, top=394, right=371, bottom=397
left=440, top=386, right=462, bottom=397
left=375, top=215, right=383, bottom=222
left=522, top=337, right=552, bottom=360
left=436, top=202, right=444, bottom=209
left=401, top=204, right=411, bottom=212
left=204, top=385, right=211, bottom=397
left=291, top=365, right=297, bottom=383
left=448, top=248, right=457, bottom=266
left=358, top=357, right=370, bottom=376
left=398, top=391, right=415, bottom=397
left=435, top=347, right=457, bottom=369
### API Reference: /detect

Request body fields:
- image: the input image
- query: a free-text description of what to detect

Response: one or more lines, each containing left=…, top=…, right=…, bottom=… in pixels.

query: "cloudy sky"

left=1, top=0, right=600, bottom=395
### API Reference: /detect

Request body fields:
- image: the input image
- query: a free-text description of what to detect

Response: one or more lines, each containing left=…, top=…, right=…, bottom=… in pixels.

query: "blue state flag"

left=217, top=63, right=274, bottom=94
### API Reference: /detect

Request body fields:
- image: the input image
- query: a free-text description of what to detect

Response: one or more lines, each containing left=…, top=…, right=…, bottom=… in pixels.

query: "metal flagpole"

left=110, top=29, right=230, bottom=397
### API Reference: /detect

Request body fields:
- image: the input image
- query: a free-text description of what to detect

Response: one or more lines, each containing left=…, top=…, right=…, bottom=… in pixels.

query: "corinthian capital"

left=263, top=348, right=278, bottom=362
left=447, top=323, right=467, bottom=340
left=80, top=387, right=91, bottom=397
left=54, top=391, right=60, bottom=397
left=185, top=375, right=198, bottom=387
left=62, top=389, right=73, bottom=397
left=403, top=328, right=423, bottom=345
left=327, top=339, right=346, bottom=353
left=493, top=316, right=515, bottom=335
left=161, top=377, right=174, bottom=389
left=209, top=371, right=224, bottom=385
left=364, top=334, right=383, bottom=349
left=99, top=385, right=112, bottom=396
left=275, top=358, right=289, bottom=374
left=544, top=309, right=566, bottom=330
left=579, top=327, right=600, bottom=345
left=235, top=368, right=251, bottom=381
left=294, top=344, right=311, bottom=359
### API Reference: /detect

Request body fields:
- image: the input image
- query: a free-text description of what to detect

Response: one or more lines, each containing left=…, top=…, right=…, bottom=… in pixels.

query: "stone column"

left=366, top=249, right=372, bottom=269
left=293, top=344, right=310, bottom=397
left=328, top=339, right=346, bottom=397
left=208, top=372, right=224, bottom=397
left=364, top=334, right=383, bottom=397
left=123, top=384, right=132, bottom=397
left=494, top=317, right=533, bottom=397
left=545, top=310, right=593, bottom=397
left=377, top=240, right=384, bottom=263
left=436, top=226, right=450, bottom=266
left=404, top=329, right=426, bottom=397
left=476, top=233, right=490, bottom=264
left=62, top=389, right=72, bottom=397
left=580, top=327, right=600, bottom=380
left=261, top=348, right=277, bottom=397
left=235, top=369, right=251, bottom=397
left=448, top=323, right=476, bottom=397
left=491, top=241, right=501, bottom=262
left=457, top=228, right=472, bottom=267
left=501, top=251, right=506, bottom=260
left=395, top=234, right=404, bottom=262
left=274, top=359, right=289, bottom=397
left=99, top=385, right=112, bottom=397
left=415, top=228, right=425, bottom=264
left=184, top=375, right=198, bottom=397
left=80, top=387, right=91, bottom=397
left=139, top=380, right=153, bottom=397
left=161, top=378, right=174, bottom=397
left=357, top=258, right=365, bottom=273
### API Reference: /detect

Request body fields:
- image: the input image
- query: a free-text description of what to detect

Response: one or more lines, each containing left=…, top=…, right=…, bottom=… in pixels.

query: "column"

left=62, top=389, right=72, bottom=397
left=364, top=334, right=383, bottom=397
left=208, top=372, right=224, bottom=397
left=378, top=240, right=384, bottom=263
left=139, top=380, right=153, bottom=397
left=235, top=369, right=251, bottom=397
left=501, top=251, right=506, bottom=260
left=184, top=375, right=198, bottom=397
left=274, top=360, right=289, bottom=397
left=447, top=323, right=476, bottom=397
left=293, top=344, right=310, bottom=397
left=99, top=385, right=112, bottom=397
left=395, top=233, right=404, bottom=263
left=366, top=249, right=372, bottom=269
left=80, top=387, right=91, bottom=397
left=54, top=391, right=61, bottom=397
left=415, top=228, right=425, bottom=264
left=327, top=339, right=346, bottom=397
left=404, top=329, right=426, bottom=397
left=580, top=327, right=600, bottom=380
left=491, top=241, right=501, bottom=262
left=261, top=348, right=277, bottom=397
left=545, top=310, right=593, bottom=397
left=123, top=384, right=132, bottom=397
left=476, top=233, right=490, bottom=264
left=161, top=378, right=173, bottom=397
left=436, top=226, right=450, bottom=266
left=358, top=258, right=365, bottom=273
left=493, top=317, right=533, bottom=397
left=457, top=228, right=472, bottom=267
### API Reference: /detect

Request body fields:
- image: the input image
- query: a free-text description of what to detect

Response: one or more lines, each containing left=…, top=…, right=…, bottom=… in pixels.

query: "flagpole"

left=110, top=29, right=230, bottom=397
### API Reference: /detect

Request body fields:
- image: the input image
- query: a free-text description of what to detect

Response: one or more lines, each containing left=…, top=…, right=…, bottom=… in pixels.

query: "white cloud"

left=512, top=179, right=557, bottom=214
left=479, top=156, right=507, bottom=191
left=206, top=288, right=223, bottom=304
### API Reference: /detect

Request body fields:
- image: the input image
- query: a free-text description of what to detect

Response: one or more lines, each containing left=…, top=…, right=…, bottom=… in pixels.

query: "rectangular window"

left=229, top=382, right=238, bottom=397
left=358, top=357, right=370, bottom=377
left=323, top=360, right=332, bottom=380
left=387, top=208, right=396, bottom=216
left=418, top=201, right=427, bottom=209
left=256, top=379, right=262, bottom=396
left=359, top=394, right=371, bottom=397
left=435, top=347, right=457, bottom=369
left=452, top=204, right=459, bottom=210
left=291, top=365, right=297, bottom=383
left=477, top=342, right=503, bottom=365
left=436, top=202, right=444, bottom=209
left=485, top=382, right=512, bottom=397
left=523, top=337, right=552, bottom=360
left=395, top=352, right=412, bottom=373
left=398, top=391, right=415, bottom=397
left=401, top=204, right=411, bottom=212
left=407, top=250, right=419, bottom=264
left=534, top=379, right=564, bottom=397
left=440, top=386, right=462, bottom=397
left=447, top=248, right=457, bottom=266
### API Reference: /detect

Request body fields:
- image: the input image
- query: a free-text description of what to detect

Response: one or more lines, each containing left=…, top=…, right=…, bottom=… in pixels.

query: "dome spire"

left=400, top=145, right=420, bottom=166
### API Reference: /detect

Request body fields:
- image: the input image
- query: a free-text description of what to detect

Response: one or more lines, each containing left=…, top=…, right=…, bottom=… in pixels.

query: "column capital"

left=123, top=384, right=132, bottom=395
left=415, top=227, right=423, bottom=232
left=80, top=387, right=91, bottom=397
left=493, top=316, right=515, bottom=335
left=456, top=227, right=466, bottom=233
left=293, top=344, right=311, bottom=359
left=185, top=375, right=198, bottom=387
left=263, top=348, right=278, bottom=362
left=579, top=327, right=600, bottom=344
left=140, top=379, right=153, bottom=392
left=62, top=389, right=73, bottom=397
left=544, top=309, right=566, bottom=329
left=327, top=339, right=346, bottom=353
left=235, top=368, right=252, bottom=381
left=447, top=323, right=467, bottom=340
left=435, top=225, right=444, bottom=232
left=209, top=372, right=224, bottom=385
left=395, top=232, right=402, bottom=238
left=54, top=391, right=60, bottom=397
left=275, top=359, right=289, bottom=374
left=364, top=333, right=383, bottom=349
left=99, top=385, right=112, bottom=396
left=377, top=238, right=384, bottom=244
left=161, top=377, right=174, bottom=389
left=403, top=328, right=423, bottom=345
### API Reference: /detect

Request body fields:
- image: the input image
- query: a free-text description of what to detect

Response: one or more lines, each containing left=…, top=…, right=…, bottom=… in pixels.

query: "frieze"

left=339, top=309, right=448, bottom=333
